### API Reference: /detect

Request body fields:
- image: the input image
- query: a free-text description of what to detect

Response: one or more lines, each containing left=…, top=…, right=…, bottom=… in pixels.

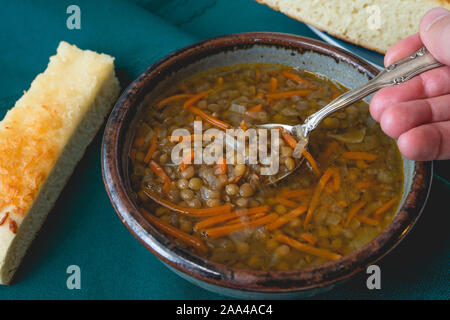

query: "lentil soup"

left=128, top=63, right=403, bottom=271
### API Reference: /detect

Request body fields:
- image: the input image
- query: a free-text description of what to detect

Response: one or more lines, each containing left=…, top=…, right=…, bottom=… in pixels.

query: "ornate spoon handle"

left=297, top=47, right=444, bottom=137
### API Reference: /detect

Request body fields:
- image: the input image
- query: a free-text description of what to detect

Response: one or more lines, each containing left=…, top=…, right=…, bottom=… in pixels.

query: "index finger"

left=384, top=33, right=423, bottom=66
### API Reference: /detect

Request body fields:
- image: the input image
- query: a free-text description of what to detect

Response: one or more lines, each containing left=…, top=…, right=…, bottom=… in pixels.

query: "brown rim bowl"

left=101, top=32, right=432, bottom=299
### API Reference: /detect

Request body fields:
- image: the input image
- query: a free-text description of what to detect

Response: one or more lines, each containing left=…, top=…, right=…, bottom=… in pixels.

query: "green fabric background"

left=0, top=0, right=448, bottom=300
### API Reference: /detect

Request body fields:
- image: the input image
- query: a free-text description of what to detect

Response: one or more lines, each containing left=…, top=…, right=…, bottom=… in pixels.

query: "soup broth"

left=128, top=63, right=403, bottom=270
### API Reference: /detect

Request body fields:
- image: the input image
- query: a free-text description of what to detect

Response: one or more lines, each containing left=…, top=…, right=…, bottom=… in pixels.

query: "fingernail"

left=425, top=8, right=450, bottom=31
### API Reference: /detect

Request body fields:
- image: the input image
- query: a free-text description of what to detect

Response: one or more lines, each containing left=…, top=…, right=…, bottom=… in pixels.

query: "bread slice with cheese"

left=0, top=41, right=120, bottom=284
left=256, top=0, right=450, bottom=53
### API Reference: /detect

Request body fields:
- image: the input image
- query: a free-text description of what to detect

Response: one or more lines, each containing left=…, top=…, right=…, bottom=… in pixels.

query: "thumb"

left=420, top=7, right=450, bottom=66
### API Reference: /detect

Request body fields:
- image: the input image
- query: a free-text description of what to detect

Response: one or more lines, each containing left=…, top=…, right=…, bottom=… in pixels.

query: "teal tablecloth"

left=0, top=0, right=448, bottom=300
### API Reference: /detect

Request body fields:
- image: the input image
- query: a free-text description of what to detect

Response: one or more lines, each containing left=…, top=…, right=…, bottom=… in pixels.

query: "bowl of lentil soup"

left=102, top=33, right=432, bottom=298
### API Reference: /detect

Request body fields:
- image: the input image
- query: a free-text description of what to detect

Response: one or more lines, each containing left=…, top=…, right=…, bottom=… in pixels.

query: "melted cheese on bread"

left=0, top=41, right=120, bottom=284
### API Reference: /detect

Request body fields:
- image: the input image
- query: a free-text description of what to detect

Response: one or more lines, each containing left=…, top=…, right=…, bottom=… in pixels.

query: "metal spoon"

left=163, top=47, right=442, bottom=185
left=257, top=46, right=443, bottom=185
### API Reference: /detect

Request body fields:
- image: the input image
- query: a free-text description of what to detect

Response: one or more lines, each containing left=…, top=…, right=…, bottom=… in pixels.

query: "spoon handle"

left=299, top=46, right=444, bottom=136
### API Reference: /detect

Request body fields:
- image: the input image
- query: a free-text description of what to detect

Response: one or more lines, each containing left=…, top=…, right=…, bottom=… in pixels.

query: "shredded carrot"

left=319, top=141, right=339, bottom=165
left=276, top=198, right=300, bottom=208
left=149, top=160, right=172, bottom=194
left=244, top=113, right=257, bottom=120
left=277, top=126, right=320, bottom=177
left=325, top=184, right=335, bottom=194
left=215, top=157, right=227, bottom=175
left=142, top=209, right=207, bottom=252
left=276, top=234, right=342, bottom=260
left=302, top=149, right=321, bottom=177
left=194, top=213, right=239, bottom=231
left=345, top=200, right=366, bottom=227
left=169, top=135, right=191, bottom=143
left=357, top=160, right=370, bottom=169
left=270, top=77, right=278, bottom=92
left=156, top=94, right=193, bottom=109
left=194, top=206, right=271, bottom=231
left=267, top=205, right=307, bottom=230
left=169, top=133, right=218, bottom=143
left=216, top=77, right=223, bottom=86
left=279, top=188, right=313, bottom=199
left=332, top=168, right=341, bottom=191
left=256, top=92, right=264, bottom=99
left=232, top=175, right=242, bottom=183
left=245, top=104, right=263, bottom=119
left=342, top=151, right=377, bottom=161
left=179, top=150, right=194, bottom=171
left=130, top=148, right=137, bottom=161
left=355, top=215, right=379, bottom=226
left=149, top=160, right=170, bottom=185
left=304, top=168, right=334, bottom=226
left=300, top=233, right=318, bottom=245
left=276, top=127, right=298, bottom=149
left=183, top=90, right=211, bottom=109
left=142, top=189, right=233, bottom=217
left=331, top=87, right=341, bottom=100
left=186, top=106, right=230, bottom=130
left=374, top=197, right=398, bottom=218
left=247, top=104, right=262, bottom=113
left=224, top=212, right=266, bottom=226
left=180, top=82, right=191, bottom=94
left=204, top=213, right=277, bottom=238
left=355, top=181, right=374, bottom=189
left=133, top=137, right=145, bottom=147
left=162, top=182, right=171, bottom=194
left=238, top=205, right=271, bottom=215
left=337, top=200, right=348, bottom=207
left=282, top=70, right=315, bottom=88
left=266, top=90, right=311, bottom=100
left=144, top=127, right=159, bottom=163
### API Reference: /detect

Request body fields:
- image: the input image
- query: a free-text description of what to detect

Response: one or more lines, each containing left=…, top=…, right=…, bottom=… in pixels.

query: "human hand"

left=370, top=7, right=450, bottom=161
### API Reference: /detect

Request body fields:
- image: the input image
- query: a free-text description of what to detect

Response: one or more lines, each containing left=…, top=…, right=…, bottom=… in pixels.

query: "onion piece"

left=229, top=103, right=247, bottom=115
left=328, top=127, right=366, bottom=144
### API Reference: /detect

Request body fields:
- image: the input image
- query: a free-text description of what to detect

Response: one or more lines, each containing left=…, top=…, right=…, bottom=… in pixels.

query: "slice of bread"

left=256, top=0, right=450, bottom=53
left=0, top=42, right=120, bottom=284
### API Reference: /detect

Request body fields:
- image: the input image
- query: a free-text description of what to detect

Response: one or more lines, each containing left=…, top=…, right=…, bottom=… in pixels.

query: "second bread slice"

left=256, top=0, right=450, bottom=53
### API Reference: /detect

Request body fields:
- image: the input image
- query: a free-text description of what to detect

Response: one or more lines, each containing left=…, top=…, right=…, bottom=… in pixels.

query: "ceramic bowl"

left=101, top=33, right=432, bottom=299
